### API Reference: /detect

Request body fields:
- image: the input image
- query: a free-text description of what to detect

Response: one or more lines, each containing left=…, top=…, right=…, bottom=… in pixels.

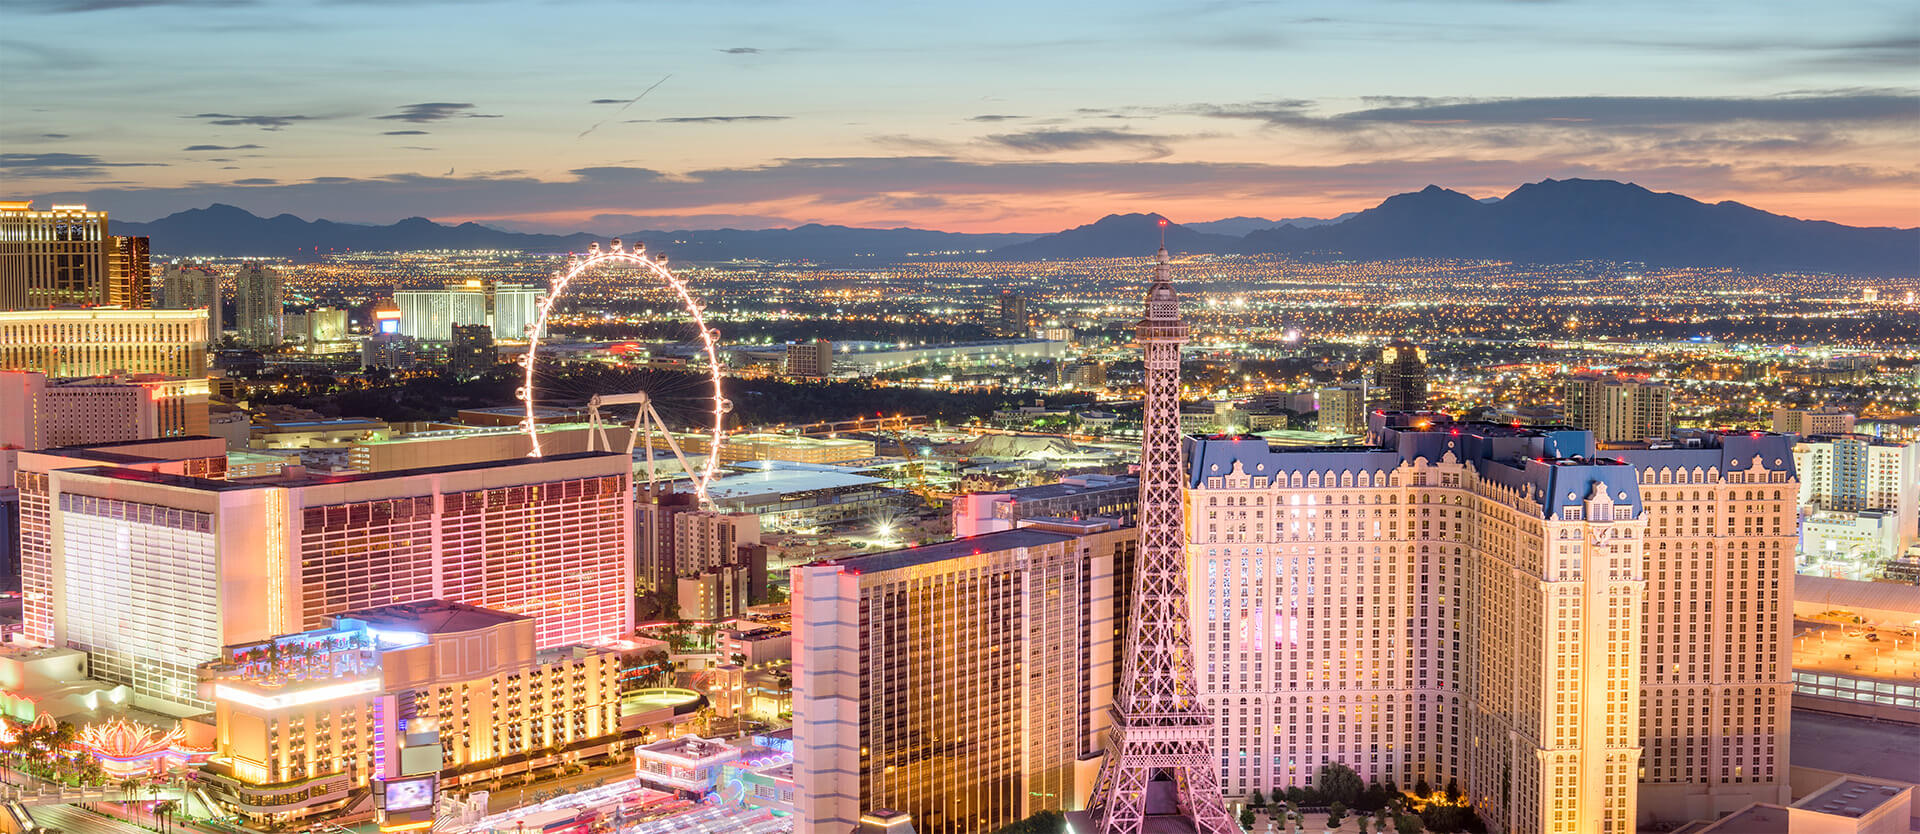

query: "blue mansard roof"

left=1184, top=414, right=1795, bottom=520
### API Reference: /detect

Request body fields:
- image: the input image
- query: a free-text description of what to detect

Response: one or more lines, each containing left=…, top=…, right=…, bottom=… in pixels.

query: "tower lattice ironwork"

left=1084, top=246, right=1237, bottom=834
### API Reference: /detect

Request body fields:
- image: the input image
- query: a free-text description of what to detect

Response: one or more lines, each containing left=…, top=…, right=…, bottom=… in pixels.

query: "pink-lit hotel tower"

left=14, top=438, right=633, bottom=711
left=1079, top=247, right=1238, bottom=834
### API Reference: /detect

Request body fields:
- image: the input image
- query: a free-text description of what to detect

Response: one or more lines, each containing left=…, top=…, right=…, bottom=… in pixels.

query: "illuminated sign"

left=367, top=627, right=428, bottom=649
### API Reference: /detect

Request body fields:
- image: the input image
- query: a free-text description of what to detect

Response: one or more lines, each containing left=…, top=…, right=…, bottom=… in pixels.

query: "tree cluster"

left=992, top=810, right=1065, bottom=834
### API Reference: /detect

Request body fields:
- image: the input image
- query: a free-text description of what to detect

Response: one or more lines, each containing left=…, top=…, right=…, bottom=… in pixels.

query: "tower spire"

left=1081, top=244, right=1236, bottom=834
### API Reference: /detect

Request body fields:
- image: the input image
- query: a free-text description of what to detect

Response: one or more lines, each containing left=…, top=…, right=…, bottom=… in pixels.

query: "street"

left=22, top=803, right=152, bottom=834
left=482, top=758, right=638, bottom=815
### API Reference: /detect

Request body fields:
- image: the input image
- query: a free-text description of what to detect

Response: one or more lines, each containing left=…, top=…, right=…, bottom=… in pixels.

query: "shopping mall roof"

left=705, top=466, right=886, bottom=502
left=1794, top=575, right=1920, bottom=624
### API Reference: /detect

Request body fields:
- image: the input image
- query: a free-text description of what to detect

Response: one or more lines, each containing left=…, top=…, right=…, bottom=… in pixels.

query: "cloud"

left=188, top=112, right=317, bottom=130
left=43, top=133, right=71, bottom=139
left=718, top=47, right=760, bottom=54
left=633, top=115, right=791, bottom=124
left=375, top=102, right=498, bottom=123
left=585, top=212, right=800, bottom=231
left=231, top=178, right=277, bottom=185
left=1188, top=91, right=1920, bottom=129
left=1, top=152, right=166, bottom=178
left=982, top=128, right=1185, bottom=158
left=590, top=99, right=626, bottom=105
left=0, top=38, right=100, bottom=68
left=16, top=0, right=253, bottom=11
left=382, top=130, right=430, bottom=136
left=1336, top=92, right=1920, bottom=126
left=29, top=154, right=1917, bottom=233
left=1799, top=35, right=1920, bottom=69
left=968, top=115, right=1026, bottom=122
left=183, top=143, right=262, bottom=151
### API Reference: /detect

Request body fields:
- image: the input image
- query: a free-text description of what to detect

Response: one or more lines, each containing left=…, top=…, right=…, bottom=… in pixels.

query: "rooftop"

left=998, top=475, right=1138, bottom=501
left=828, top=527, right=1076, bottom=574
left=1801, top=432, right=1911, bottom=448
left=38, top=435, right=222, bottom=456
left=706, top=466, right=887, bottom=502
left=1686, top=804, right=1789, bottom=834
left=728, top=433, right=873, bottom=448
left=256, top=419, right=387, bottom=430
left=66, top=450, right=625, bottom=492
left=637, top=735, right=740, bottom=764
left=1795, top=575, right=1920, bottom=620
left=342, top=600, right=527, bottom=635
left=1796, top=778, right=1907, bottom=819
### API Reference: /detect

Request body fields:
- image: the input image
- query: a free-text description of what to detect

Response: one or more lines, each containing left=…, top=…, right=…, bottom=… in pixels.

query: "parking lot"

left=1793, top=619, right=1920, bottom=684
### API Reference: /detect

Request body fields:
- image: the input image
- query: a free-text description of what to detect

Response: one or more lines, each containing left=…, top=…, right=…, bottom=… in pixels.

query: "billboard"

left=382, top=775, right=435, bottom=812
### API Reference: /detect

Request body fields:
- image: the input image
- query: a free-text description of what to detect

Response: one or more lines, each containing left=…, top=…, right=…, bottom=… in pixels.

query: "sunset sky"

left=5, top=0, right=1915, bottom=232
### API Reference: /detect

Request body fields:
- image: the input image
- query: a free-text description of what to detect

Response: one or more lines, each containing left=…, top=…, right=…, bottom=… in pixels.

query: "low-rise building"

left=951, top=473, right=1138, bottom=537
left=1800, top=509, right=1906, bottom=580
left=1677, top=777, right=1911, bottom=834
left=721, top=433, right=876, bottom=465
left=250, top=417, right=391, bottom=450
left=722, top=627, right=792, bottom=668
left=0, top=371, right=210, bottom=448
left=634, top=735, right=739, bottom=799
left=198, top=601, right=623, bottom=827
left=1773, top=408, right=1858, bottom=437
left=835, top=338, right=1070, bottom=376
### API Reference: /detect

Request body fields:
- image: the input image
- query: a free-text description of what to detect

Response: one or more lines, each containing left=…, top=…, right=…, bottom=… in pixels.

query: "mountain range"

left=116, top=204, right=1036, bottom=262
left=117, top=179, right=1919, bottom=275
left=1238, top=179, right=1917, bottom=275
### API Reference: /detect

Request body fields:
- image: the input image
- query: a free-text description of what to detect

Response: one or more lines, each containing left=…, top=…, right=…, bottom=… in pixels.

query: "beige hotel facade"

left=1185, top=414, right=1794, bottom=833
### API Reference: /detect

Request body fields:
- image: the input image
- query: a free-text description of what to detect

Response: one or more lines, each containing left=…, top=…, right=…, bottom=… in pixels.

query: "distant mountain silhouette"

left=115, top=179, right=1918, bottom=274
left=1186, top=213, right=1357, bottom=236
left=991, top=213, right=1239, bottom=259
left=1239, top=179, right=1918, bottom=275
left=117, top=205, right=1038, bottom=262
left=117, top=204, right=599, bottom=256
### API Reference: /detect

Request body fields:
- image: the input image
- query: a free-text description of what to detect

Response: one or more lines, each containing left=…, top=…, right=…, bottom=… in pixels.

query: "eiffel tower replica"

left=1074, top=244, right=1237, bottom=834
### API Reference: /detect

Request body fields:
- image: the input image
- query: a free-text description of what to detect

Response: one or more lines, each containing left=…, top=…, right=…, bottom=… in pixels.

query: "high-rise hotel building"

left=791, top=520, right=1134, bottom=834
left=234, top=262, right=284, bottom=346
left=1, top=201, right=150, bottom=310
left=0, top=307, right=209, bottom=378
left=1375, top=339, right=1428, bottom=412
left=1186, top=414, right=1795, bottom=832
left=17, top=440, right=633, bottom=711
left=1563, top=375, right=1672, bottom=445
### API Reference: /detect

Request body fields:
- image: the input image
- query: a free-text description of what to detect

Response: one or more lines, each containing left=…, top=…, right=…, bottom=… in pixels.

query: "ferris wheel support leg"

left=587, top=396, right=606, bottom=453
left=638, top=411, right=659, bottom=494
left=645, top=401, right=707, bottom=507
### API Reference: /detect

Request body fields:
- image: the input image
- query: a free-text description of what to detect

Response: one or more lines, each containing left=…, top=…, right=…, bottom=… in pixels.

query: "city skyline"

left=5, top=0, right=1916, bottom=233
left=3, top=3, right=1919, bottom=832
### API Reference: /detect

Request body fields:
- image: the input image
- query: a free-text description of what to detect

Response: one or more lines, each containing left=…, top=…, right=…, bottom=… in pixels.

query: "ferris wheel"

left=518, top=239, right=728, bottom=505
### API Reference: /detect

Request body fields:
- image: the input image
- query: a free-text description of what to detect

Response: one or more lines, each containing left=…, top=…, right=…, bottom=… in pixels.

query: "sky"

left=3, top=0, right=1916, bottom=233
